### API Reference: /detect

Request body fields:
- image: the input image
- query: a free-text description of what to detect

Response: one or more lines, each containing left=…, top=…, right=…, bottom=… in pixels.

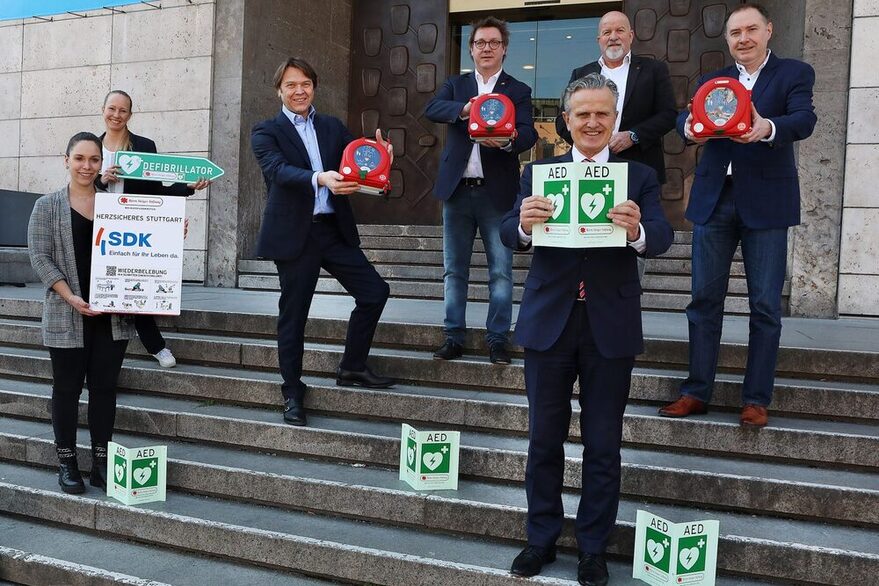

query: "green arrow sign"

left=114, top=151, right=224, bottom=183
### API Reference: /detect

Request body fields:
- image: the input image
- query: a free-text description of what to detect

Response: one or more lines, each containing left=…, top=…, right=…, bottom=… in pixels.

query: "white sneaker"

left=153, top=348, right=176, bottom=368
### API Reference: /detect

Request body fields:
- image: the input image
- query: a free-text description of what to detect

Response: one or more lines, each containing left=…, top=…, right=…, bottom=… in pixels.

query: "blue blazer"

left=251, top=112, right=359, bottom=260
left=500, top=153, right=673, bottom=358
left=425, top=71, right=537, bottom=212
left=677, top=53, right=816, bottom=229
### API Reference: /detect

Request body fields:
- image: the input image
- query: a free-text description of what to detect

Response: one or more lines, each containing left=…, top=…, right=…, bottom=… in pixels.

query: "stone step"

left=1, top=321, right=877, bottom=422
left=237, top=275, right=755, bottom=314
left=2, top=381, right=877, bottom=527
left=1, top=300, right=875, bottom=383
left=0, top=424, right=873, bottom=585
left=236, top=261, right=776, bottom=297
left=356, top=225, right=694, bottom=245
left=3, top=352, right=879, bottom=480
left=0, top=515, right=326, bottom=586
left=355, top=236, right=711, bottom=261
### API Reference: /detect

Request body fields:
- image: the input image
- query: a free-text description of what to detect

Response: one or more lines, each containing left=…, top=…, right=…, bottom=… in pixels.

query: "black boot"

left=56, top=446, right=85, bottom=494
left=90, top=444, right=108, bottom=489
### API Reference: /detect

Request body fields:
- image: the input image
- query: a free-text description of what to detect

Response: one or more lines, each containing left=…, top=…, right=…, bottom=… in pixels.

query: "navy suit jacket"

left=500, top=153, right=673, bottom=358
left=251, top=111, right=359, bottom=260
left=425, top=71, right=537, bottom=212
left=555, top=56, right=677, bottom=184
left=677, top=53, right=816, bottom=229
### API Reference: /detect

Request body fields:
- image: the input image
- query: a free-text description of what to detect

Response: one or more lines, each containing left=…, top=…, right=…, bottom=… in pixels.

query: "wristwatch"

left=629, top=130, right=640, bottom=144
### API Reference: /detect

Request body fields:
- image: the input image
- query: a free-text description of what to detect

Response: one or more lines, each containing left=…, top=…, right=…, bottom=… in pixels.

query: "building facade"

left=0, top=0, right=874, bottom=317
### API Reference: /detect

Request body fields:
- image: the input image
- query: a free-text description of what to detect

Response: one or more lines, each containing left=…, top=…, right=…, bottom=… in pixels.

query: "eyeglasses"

left=472, top=39, right=503, bottom=50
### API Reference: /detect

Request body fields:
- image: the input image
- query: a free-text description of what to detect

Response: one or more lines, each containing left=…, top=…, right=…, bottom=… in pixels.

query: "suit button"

left=582, top=255, right=588, bottom=260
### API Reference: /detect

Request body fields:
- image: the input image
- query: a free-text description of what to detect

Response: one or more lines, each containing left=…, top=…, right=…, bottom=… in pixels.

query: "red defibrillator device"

left=468, top=93, right=516, bottom=143
left=690, top=77, right=752, bottom=138
left=339, top=138, right=392, bottom=195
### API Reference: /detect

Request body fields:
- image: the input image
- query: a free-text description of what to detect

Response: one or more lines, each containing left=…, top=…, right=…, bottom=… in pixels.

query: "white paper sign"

left=531, top=162, right=628, bottom=248
left=107, top=442, right=168, bottom=506
left=399, top=424, right=460, bottom=491
left=633, top=510, right=719, bottom=586
left=89, top=193, right=185, bottom=315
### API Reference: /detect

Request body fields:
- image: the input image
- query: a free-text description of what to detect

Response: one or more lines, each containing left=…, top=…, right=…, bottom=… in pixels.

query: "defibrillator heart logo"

left=679, top=547, right=700, bottom=570
left=118, top=154, right=143, bottom=174
left=581, top=193, right=605, bottom=220
left=422, top=452, right=443, bottom=471
left=407, top=447, right=415, bottom=466
left=114, top=464, right=124, bottom=482
left=646, top=539, right=665, bottom=564
left=548, top=193, right=565, bottom=220
left=133, top=467, right=152, bottom=486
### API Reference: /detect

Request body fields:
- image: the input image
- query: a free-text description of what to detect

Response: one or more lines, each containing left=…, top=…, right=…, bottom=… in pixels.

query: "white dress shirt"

left=599, top=52, right=631, bottom=133
left=463, top=69, right=502, bottom=178
left=728, top=49, right=776, bottom=174
left=519, top=144, right=647, bottom=253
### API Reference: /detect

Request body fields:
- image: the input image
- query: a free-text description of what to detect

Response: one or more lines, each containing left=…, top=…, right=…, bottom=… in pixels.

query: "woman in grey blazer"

left=28, top=132, right=136, bottom=494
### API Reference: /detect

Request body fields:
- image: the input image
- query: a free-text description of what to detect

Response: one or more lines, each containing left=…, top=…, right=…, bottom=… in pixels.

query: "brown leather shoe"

left=740, top=404, right=768, bottom=427
left=658, top=395, right=707, bottom=418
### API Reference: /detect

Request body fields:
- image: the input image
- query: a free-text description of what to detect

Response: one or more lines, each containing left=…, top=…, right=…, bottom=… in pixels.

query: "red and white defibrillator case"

left=468, top=93, right=516, bottom=143
left=339, top=138, right=391, bottom=195
left=690, top=77, right=752, bottom=138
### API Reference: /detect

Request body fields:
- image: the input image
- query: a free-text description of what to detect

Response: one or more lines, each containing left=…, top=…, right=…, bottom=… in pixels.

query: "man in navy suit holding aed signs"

left=251, top=57, right=395, bottom=427
left=425, top=16, right=537, bottom=365
left=660, top=3, right=817, bottom=427
left=502, top=73, right=672, bottom=585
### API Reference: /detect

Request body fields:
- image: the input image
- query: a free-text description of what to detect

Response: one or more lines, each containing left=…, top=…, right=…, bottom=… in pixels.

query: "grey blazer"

left=27, top=187, right=136, bottom=348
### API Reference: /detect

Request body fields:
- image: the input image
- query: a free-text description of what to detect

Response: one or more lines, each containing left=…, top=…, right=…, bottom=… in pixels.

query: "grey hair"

left=561, top=73, right=619, bottom=113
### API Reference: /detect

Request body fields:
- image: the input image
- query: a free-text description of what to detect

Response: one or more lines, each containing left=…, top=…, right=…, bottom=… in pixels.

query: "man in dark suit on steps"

left=251, top=57, right=395, bottom=427
left=504, top=73, right=673, bottom=585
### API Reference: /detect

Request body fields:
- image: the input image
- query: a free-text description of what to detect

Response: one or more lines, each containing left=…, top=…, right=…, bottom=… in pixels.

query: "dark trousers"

left=134, top=314, right=165, bottom=354
left=48, top=315, right=128, bottom=451
left=274, top=217, right=390, bottom=401
left=681, top=185, right=788, bottom=406
left=523, top=303, right=633, bottom=554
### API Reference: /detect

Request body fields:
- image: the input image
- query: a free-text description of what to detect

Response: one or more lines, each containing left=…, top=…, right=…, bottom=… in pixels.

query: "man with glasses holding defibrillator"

left=425, top=16, right=537, bottom=365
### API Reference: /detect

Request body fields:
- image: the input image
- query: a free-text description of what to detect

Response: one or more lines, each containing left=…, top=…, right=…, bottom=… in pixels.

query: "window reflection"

left=456, top=17, right=601, bottom=162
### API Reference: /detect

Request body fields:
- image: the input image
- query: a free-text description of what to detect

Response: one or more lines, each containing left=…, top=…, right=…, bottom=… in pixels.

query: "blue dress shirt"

left=282, top=104, right=334, bottom=215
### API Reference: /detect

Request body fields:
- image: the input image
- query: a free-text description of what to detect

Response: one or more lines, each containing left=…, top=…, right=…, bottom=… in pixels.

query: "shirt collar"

left=282, top=104, right=316, bottom=126
left=735, top=49, right=771, bottom=76
left=475, top=68, right=502, bottom=86
left=572, top=144, right=610, bottom=163
left=598, top=52, right=631, bottom=69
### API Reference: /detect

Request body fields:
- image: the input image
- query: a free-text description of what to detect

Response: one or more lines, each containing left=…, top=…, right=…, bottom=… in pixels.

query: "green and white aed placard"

left=399, top=424, right=460, bottom=491
left=114, top=151, right=224, bottom=184
left=107, top=442, right=167, bottom=506
left=531, top=161, right=628, bottom=248
left=633, top=510, right=719, bottom=586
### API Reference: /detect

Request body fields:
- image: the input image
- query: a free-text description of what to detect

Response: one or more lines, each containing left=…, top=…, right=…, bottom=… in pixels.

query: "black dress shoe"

left=433, top=340, right=463, bottom=360
left=90, top=445, right=108, bottom=489
left=489, top=342, right=511, bottom=364
left=283, top=397, right=307, bottom=426
left=58, top=459, right=85, bottom=494
left=578, top=552, right=609, bottom=586
left=510, top=545, right=556, bottom=577
left=336, top=365, right=395, bottom=389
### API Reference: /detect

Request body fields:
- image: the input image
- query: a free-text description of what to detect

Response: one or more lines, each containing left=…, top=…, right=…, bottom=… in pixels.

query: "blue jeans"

left=442, top=183, right=513, bottom=346
left=681, top=186, right=787, bottom=406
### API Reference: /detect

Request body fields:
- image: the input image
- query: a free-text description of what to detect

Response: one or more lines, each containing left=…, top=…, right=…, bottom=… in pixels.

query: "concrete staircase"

left=0, top=287, right=876, bottom=585
left=237, top=225, right=792, bottom=315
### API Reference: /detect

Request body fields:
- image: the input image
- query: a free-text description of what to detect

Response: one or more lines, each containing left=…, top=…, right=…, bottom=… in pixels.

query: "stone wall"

left=0, top=0, right=215, bottom=281
left=838, top=0, right=879, bottom=315
left=206, top=0, right=353, bottom=286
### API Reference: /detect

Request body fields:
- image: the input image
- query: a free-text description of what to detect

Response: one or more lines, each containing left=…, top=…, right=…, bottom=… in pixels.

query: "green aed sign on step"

left=114, top=151, right=225, bottom=184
